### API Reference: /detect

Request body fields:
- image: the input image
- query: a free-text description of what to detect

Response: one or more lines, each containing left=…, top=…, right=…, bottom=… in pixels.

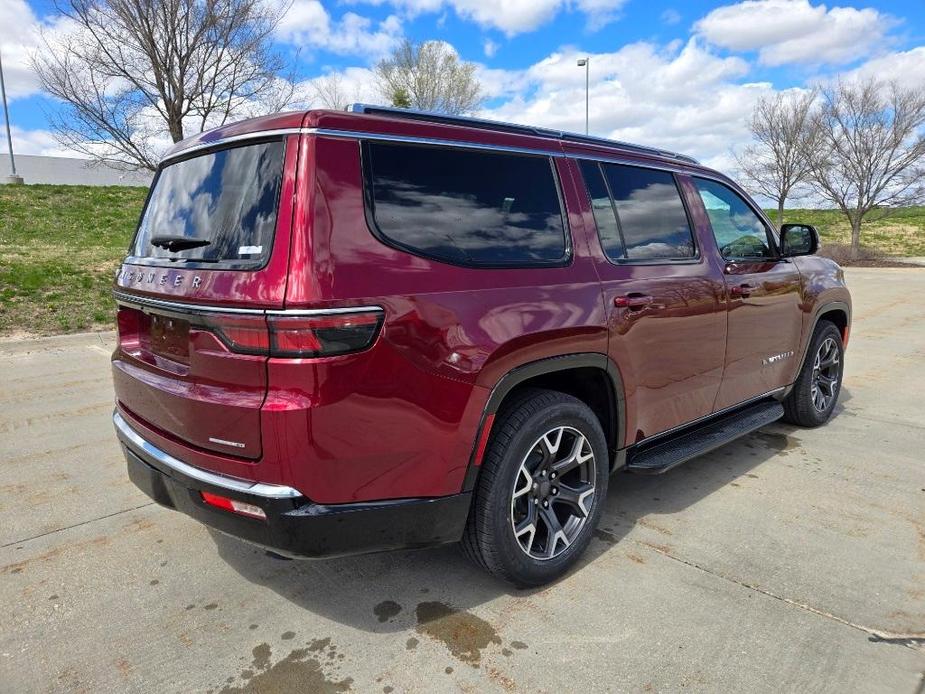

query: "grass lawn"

left=0, top=184, right=148, bottom=336
left=1, top=184, right=923, bottom=337
left=769, top=207, right=925, bottom=257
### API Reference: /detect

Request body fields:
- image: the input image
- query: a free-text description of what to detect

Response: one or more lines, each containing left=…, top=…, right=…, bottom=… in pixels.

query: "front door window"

left=693, top=178, right=775, bottom=260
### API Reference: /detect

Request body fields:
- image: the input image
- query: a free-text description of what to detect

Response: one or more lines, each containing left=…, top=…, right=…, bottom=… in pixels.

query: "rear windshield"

left=129, top=140, right=285, bottom=269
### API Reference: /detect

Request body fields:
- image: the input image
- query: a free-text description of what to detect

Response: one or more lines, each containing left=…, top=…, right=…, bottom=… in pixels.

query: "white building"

left=0, top=154, right=152, bottom=187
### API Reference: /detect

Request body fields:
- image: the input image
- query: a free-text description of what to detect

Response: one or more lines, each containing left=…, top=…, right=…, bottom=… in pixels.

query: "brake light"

left=200, top=491, right=267, bottom=520
left=269, top=312, right=383, bottom=358
left=204, top=314, right=270, bottom=354
left=204, top=310, right=383, bottom=358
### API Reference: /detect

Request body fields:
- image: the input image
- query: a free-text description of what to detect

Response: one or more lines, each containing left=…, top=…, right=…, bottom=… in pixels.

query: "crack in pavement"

left=1, top=502, right=155, bottom=549
left=637, top=540, right=925, bottom=654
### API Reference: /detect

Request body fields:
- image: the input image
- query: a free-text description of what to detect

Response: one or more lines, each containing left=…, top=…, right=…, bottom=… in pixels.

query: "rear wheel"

left=461, top=389, right=609, bottom=586
left=783, top=321, right=844, bottom=427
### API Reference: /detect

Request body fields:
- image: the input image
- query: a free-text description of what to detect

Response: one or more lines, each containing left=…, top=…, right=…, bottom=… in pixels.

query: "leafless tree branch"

left=32, top=0, right=295, bottom=171
left=808, top=78, right=925, bottom=258
left=734, top=90, right=821, bottom=225
left=375, top=39, right=482, bottom=115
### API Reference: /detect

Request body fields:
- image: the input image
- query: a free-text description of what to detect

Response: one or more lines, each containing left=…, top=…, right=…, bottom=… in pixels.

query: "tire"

left=782, top=321, right=844, bottom=427
left=461, top=388, right=609, bottom=586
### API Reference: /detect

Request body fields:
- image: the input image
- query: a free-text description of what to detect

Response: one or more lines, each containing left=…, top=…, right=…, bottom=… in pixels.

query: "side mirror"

left=780, top=224, right=819, bottom=257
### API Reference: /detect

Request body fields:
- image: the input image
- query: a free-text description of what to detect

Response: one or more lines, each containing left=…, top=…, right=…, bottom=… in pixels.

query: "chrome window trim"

left=163, top=127, right=714, bottom=168
left=317, top=128, right=565, bottom=158
left=158, top=127, right=753, bottom=222
left=113, top=290, right=383, bottom=318
left=113, top=411, right=302, bottom=499
left=159, top=127, right=739, bottom=187
left=160, top=128, right=304, bottom=163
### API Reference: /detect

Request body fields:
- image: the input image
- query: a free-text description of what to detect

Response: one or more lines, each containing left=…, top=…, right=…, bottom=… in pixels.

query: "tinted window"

left=364, top=142, right=567, bottom=267
left=693, top=178, right=773, bottom=259
left=131, top=141, right=285, bottom=269
left=578, top=160, right=624, bottom=260
left=602, top=164, right=695, bottom=260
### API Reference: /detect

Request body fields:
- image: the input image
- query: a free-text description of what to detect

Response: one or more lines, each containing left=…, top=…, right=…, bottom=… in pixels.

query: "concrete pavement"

left=1, top=268, right=923, bottom=693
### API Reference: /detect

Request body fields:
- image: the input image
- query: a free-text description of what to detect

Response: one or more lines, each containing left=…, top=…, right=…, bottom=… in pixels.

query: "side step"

left=625, top=400, right=785, bottom=475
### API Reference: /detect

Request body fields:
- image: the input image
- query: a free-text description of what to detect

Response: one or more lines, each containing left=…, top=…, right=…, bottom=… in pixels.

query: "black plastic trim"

left=793, top=300, right=851, bottom=387
left=461, top=353, right=625, bottom=491
left=122, top=443, right=471, bottom=559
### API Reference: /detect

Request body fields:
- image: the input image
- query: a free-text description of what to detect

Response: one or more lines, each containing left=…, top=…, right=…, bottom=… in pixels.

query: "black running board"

left=625, top=400, right=785, bottom=475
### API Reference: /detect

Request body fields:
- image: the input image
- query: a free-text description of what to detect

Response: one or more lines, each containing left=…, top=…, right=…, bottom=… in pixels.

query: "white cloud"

left=6, top=125, right=81, bottom=157
left=0, top=0, right=43, bottom=100
left=483, top=39, right=498, bottom=58
left=346, top=0, right=628, bottom=36
left=661, top=9, right=681, bottom=25
left=843, top=47, right=925, bottom=93
left=694, top=0, right=895, bottom=66
left=479, top=40, right=768, bottom=169
left=276, top=0, right=403, bottom=57
left=573, top=0, right=629, bottom=31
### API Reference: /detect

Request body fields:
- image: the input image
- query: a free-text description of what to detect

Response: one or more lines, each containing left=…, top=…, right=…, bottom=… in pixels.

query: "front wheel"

left=461, top=389, right=609, bottom=586
left=782, top=321, right=845, bottom=427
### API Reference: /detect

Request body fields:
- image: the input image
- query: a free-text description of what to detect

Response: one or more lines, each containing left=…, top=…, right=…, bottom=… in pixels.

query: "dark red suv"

left=112, top=105, right=851, bottom=585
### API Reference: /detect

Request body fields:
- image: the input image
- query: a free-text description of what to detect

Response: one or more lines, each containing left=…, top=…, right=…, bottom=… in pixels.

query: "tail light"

left=204, top=309, right=383, bottom=358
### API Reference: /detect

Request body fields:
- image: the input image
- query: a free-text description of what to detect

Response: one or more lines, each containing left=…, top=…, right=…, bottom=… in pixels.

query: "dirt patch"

left=373, top=600, right=402, bottom=623
left=415, top=602, right=502, bottom=666
left=752, top=431, right=800, bottom=455
left=221, top=644, right=353, bottom=694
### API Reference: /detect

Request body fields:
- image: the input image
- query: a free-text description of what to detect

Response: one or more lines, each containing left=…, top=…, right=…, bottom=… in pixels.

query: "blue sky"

left=2, top=0, right=924, bottom=169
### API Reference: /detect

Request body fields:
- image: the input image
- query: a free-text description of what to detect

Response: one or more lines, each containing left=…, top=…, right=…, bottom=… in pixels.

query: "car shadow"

left=210, top=415, right=827, bottom=634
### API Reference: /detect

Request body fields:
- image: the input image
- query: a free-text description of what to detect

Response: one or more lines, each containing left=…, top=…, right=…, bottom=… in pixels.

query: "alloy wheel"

left=510, top=426, right=596, bottom=561
left=810, top=337, right=840, bottom=412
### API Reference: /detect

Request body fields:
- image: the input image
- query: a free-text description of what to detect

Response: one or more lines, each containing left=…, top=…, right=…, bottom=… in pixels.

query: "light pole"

left=576, top=57, right=589, bottom=135
left=0, top=46, right=24, bottom=185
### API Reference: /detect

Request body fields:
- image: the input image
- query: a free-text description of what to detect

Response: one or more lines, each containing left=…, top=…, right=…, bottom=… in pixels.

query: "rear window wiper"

left=150, top=235, right=211, bottom=252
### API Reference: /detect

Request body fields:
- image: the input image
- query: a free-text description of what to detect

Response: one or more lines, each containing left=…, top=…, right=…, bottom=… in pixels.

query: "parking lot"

left=1, top=267, right=923, bottom=693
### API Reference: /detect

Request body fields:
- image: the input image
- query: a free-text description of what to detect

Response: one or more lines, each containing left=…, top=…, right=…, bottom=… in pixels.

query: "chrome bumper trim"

left=113, top=411, right=302, bottom=499
left=112, top=289, right=383, bottom=318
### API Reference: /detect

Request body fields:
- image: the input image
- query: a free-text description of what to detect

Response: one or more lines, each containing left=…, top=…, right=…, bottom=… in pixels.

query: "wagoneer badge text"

left=118, top=268, right=202, bottom=288
left=762, top=351, right=794, bottom=365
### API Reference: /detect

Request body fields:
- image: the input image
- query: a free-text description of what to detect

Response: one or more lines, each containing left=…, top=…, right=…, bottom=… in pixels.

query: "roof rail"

left=345, top=103, right=700, bottom=165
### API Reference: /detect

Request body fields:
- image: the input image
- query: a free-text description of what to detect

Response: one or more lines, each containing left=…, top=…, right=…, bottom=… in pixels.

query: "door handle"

left=614, top=293, right=654, bottom=309
left=730, top=283, right=757, bottom=297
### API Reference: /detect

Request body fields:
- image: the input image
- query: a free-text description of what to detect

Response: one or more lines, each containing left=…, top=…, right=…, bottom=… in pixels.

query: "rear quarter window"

left=362, top=141, right=569, bottom=267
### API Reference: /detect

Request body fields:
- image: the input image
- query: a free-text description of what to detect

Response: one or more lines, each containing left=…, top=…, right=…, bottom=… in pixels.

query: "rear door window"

left=600, top=164, right=695, bottom=260
left=363, top=141, right=568, bottom=267
left=578, top=160, right=625, bottom=260
left=130, top=140, right=285, bottom=269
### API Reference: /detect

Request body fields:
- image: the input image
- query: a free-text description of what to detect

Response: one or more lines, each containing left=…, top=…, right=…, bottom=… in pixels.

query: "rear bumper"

left=114, top=411, right=472, bottom=558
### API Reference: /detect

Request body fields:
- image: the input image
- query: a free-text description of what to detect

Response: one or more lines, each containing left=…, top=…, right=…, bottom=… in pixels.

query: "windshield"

left=130, top=140, right=285, bottom=269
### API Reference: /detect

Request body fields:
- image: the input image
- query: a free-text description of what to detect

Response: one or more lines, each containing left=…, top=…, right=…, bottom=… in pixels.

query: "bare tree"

left=375, top=40, right=482, bottom=115
left=309, top=73, right=351, bottom=111
left=808, top=78, right=925, bottom=259
left=32, top=0, right=294, bottom=171
left=735, top=90, right=820, bottom=225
